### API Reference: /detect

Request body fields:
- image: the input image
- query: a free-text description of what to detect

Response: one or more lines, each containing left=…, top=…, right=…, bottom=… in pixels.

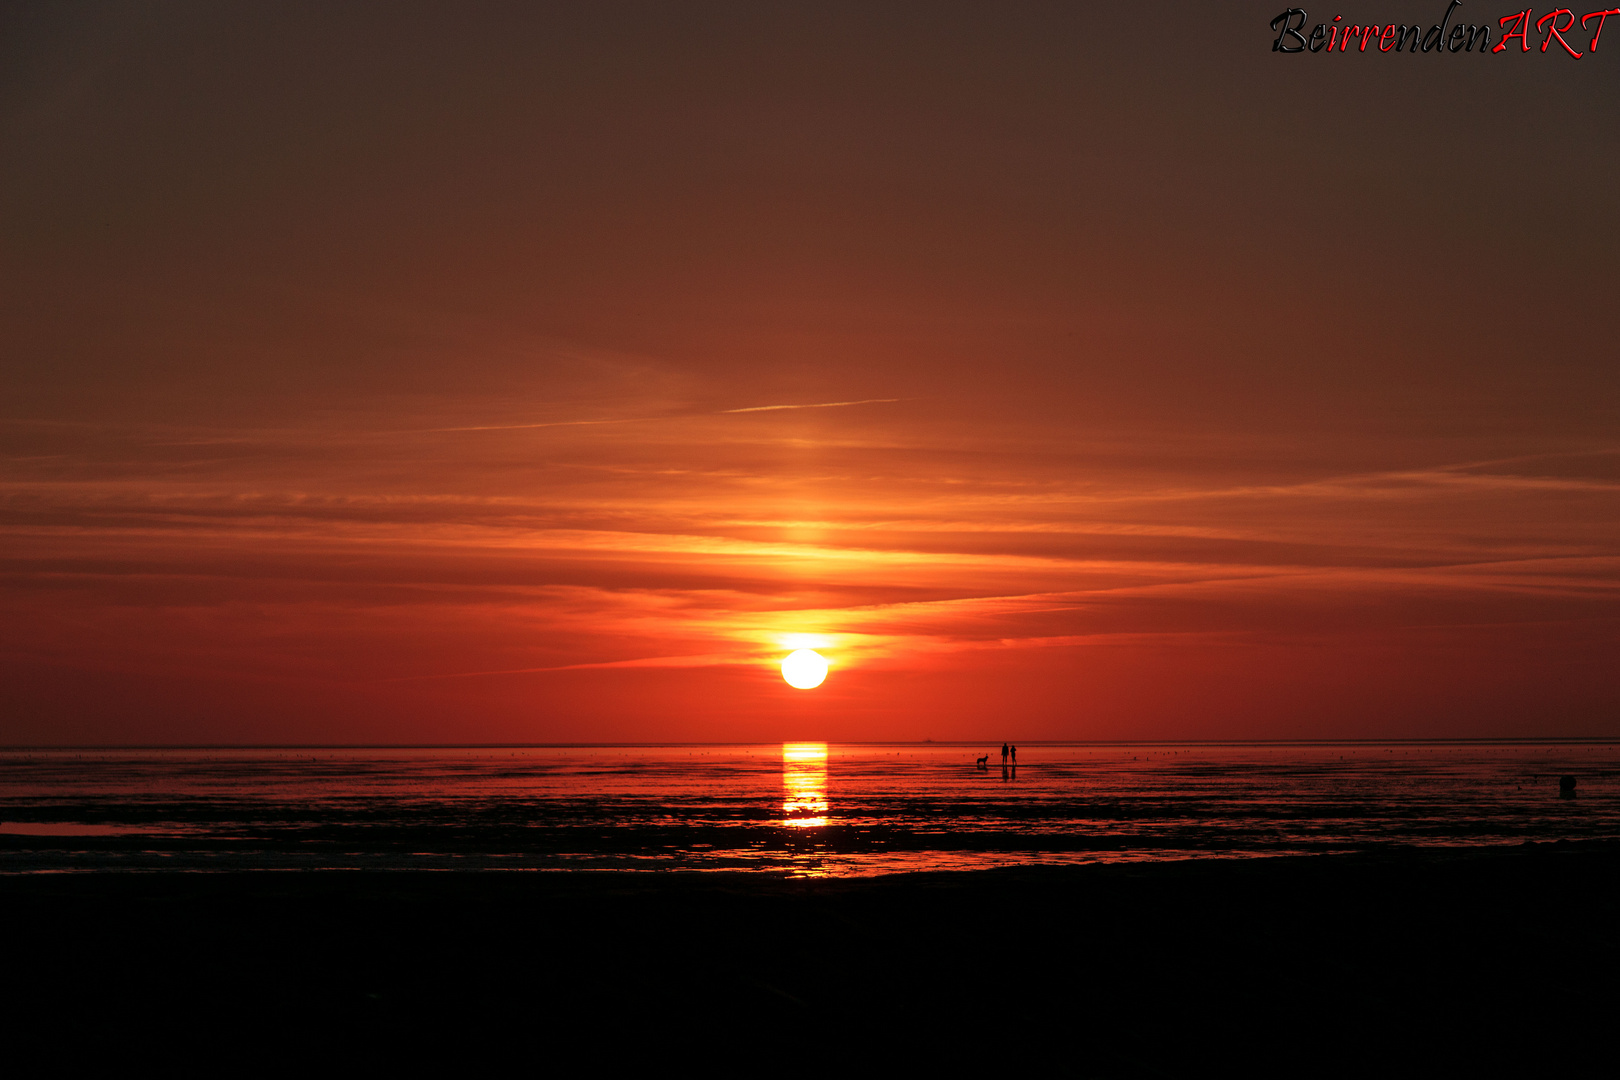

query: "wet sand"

left=3, top=842, right=1616, bottom=1074
left=6, top=743, right=1618, bottom=875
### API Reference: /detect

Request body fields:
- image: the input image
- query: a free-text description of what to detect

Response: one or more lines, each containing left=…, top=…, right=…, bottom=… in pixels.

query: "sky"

left=2, top=1, right=1617, bottom=744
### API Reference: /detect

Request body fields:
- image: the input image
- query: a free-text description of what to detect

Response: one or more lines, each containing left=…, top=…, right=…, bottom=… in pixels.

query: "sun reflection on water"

left=782, top=742, right=828, bottom=827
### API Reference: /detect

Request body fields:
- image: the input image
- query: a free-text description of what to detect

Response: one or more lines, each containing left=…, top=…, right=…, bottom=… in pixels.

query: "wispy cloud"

left=381, top=651, right=748, bottom=681
left=3, top=397, right=1616, bottom=709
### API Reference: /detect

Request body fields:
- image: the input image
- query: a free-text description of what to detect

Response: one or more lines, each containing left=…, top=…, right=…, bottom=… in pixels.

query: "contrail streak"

left=722, top=398, right=904, bottom=413
left=419, top=397, right=906, bottom=432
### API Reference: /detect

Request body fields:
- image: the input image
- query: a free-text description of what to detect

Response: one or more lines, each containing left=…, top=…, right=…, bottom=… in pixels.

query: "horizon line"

left=4, top=737, right=1618, bottom=751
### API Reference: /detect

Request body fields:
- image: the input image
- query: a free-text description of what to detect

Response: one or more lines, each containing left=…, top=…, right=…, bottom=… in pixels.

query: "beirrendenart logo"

left=1271, top=1, right=1618, bottom=55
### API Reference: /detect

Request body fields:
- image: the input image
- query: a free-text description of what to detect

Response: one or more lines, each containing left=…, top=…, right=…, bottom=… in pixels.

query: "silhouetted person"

left=1560, top=775, right=1577, bottom=798
left=1010, top=745, right=1017, bottom=766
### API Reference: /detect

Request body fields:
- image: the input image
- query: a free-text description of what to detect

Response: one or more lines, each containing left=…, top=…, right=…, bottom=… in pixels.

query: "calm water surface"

left=1, top=742, right=1616, bottom=876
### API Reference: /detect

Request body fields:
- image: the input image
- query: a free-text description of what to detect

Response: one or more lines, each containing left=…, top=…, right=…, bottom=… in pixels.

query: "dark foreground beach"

left=5, top=843, right=1616, bottom=1075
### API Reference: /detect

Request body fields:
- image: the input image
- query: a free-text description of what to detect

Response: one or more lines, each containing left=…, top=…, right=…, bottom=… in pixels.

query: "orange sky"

left=3, top=2, right=1617, bottom=743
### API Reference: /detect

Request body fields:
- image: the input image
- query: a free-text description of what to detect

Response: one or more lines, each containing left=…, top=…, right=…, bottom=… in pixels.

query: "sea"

left=1, top=741, right=1616, bottom=876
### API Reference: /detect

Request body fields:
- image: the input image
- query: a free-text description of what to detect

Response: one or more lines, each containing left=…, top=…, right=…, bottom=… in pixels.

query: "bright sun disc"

left=781, top=648, right=828, bottom=689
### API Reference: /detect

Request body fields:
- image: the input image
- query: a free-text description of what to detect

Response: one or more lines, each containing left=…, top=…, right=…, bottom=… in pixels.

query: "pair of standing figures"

left=1000, top=742, right=1017, bottom=767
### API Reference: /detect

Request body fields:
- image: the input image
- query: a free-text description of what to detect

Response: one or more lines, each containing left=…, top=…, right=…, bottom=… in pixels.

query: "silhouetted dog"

left=975, top=755, right=989, bottom=769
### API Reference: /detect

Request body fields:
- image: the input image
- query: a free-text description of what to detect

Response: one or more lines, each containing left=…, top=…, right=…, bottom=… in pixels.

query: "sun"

left=781, top=648, right=828, bottom=689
